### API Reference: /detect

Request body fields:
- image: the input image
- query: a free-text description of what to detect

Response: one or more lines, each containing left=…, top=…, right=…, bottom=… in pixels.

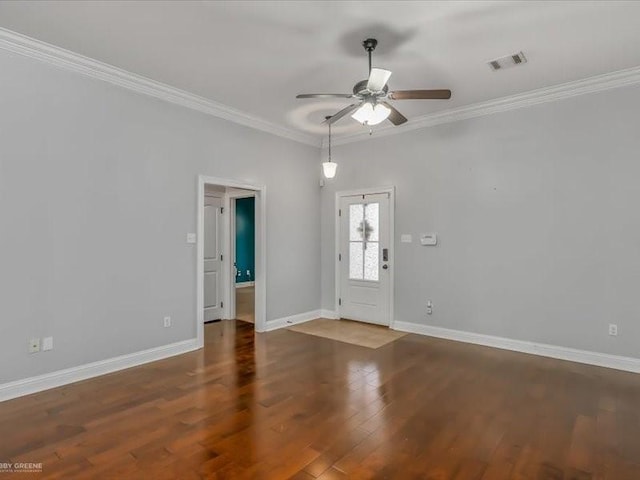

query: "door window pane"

left=349, top=242, right=363, bottom=280
left=349, top=204, right=364, bottom=241
left=364, top=203, right=379, bottom=241
left=364, top=242, right=379, bottom=281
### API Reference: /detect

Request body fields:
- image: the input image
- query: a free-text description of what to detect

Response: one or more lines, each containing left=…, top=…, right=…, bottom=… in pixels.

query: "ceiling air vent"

left=488, top=51, right=527, bottom=71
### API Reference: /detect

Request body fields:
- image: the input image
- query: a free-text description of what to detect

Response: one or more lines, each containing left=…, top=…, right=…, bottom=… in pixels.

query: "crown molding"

left=3, top=27, right=640, bottom=149
left=0, top=28, right=319, bottom=147
left=332, top=64, right=640, bottom=146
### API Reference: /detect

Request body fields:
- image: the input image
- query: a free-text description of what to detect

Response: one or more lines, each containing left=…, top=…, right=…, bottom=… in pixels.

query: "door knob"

left=382, top=264, right=388, bottom=270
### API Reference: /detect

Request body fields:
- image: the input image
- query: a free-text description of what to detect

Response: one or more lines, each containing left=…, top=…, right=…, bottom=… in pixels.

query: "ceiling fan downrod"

left=363, top=38, right=377, bottom=74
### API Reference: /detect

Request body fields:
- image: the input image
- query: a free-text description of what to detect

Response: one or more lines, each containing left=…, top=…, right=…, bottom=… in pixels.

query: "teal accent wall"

left=235, top=197, right=255, bottom=283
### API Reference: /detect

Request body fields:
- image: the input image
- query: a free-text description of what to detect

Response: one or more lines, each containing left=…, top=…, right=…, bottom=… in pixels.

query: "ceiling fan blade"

left=296, top=94, right=353, bottom=99
left=381, top=102, right=408, bottom=126
left=388, top=89, right=452, bottom=100
left=366, top=68, right=392, bottom=92
left=323, top=103, right=361, bottom=124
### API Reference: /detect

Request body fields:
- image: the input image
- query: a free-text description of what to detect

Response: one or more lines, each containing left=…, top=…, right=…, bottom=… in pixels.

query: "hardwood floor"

left=1, top=320, right=640, bottom=479
left=235, top=286, right=255, bottom=324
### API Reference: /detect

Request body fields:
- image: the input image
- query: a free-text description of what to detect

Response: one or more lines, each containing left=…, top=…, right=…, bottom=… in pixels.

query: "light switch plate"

left=42, top=336, right=53, bottom=351
left=401, top=234, right=413, bottom=243
left=186, top=233, right=196, bottom=244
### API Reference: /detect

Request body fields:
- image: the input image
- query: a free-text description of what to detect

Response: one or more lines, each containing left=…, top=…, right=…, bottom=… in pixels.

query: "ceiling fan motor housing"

left=353, top=80, right=389, bottom=96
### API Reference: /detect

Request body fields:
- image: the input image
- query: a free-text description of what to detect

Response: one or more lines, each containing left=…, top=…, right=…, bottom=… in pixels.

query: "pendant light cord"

left=328, top=121, right=332, bottom=162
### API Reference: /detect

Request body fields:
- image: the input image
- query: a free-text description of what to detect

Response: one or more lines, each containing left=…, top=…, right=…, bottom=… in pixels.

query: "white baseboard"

left=0, top=338, right=199, bottom=403
left=235, top=281, right=255, bottom=288
left=320, top=309, right=340, bottom=320
left=393, top=321, right=640, bottom=374
left=264, top=309, right=322, bottom=332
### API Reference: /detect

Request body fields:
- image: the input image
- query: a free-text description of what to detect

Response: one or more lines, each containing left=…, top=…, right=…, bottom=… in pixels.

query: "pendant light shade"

left=322, top=161, right=337, bottom=178
left=323, top=116, right=337, bottom=179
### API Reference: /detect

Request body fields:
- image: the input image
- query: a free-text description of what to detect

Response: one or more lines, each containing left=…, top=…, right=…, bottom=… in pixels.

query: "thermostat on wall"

left=420, top=234, right=437, bottom=246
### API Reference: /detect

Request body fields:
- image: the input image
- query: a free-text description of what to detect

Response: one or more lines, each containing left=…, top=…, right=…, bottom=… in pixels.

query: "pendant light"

left=322, top=116, right=337, bottom=179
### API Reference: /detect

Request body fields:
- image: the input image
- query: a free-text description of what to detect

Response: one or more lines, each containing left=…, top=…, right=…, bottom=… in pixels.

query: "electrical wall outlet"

left=609, top=324, right=618, bottom=336
left=426, top=300, right=433, bottom=315
left=42, top=336, right=53, bottom=351
left=164, top=316, right=172, bottom=328
left=29, top=338, right=40, bottom=353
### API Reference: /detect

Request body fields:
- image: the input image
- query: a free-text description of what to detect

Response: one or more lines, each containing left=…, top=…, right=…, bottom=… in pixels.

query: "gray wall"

left=3, top=43, right=639, bottom=387
left=0, top=50, right=321, bottom=383
left=321, top=84, right=640, bottom=359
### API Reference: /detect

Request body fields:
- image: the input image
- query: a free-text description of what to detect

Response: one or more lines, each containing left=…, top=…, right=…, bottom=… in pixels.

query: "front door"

left=204, top=196, right=223, bottom=321
left=339, top=193, right=391, bottom=326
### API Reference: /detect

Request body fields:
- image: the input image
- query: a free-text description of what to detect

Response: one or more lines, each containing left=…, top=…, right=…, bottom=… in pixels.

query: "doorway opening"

left=197, top=176, right=267, bottom=348
left=230, top=192, right=255, bottom=324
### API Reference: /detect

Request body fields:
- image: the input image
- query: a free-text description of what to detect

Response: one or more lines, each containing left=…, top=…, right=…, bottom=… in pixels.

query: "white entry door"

left=339, top=193, right=391, bottom=326
left=204, top=196, right=223, bottom=321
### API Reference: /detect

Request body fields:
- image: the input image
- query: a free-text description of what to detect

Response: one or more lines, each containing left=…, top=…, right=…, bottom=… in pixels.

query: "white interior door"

left=339, top=193, right=391, bottom=326
left=204, top=196, right=223, bottom=321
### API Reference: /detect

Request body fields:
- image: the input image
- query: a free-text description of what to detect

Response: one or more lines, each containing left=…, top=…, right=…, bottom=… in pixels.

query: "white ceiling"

left=2, top=1, right=640, bottom=138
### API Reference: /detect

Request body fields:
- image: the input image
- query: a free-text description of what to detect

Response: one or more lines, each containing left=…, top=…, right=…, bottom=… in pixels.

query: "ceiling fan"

left=296, top=38, right=451, bottom=127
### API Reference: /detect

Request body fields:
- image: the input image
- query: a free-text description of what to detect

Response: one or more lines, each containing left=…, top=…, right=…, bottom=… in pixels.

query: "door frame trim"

left=334, top=186, right=395, bottom=328
left=197, top=175, right=267, bottom=348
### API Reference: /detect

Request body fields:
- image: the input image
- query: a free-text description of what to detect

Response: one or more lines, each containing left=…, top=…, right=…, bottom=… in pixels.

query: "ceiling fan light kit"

left=296, top=38, right=452, bottom=130
left=351, top=102, right=391, bottom=126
